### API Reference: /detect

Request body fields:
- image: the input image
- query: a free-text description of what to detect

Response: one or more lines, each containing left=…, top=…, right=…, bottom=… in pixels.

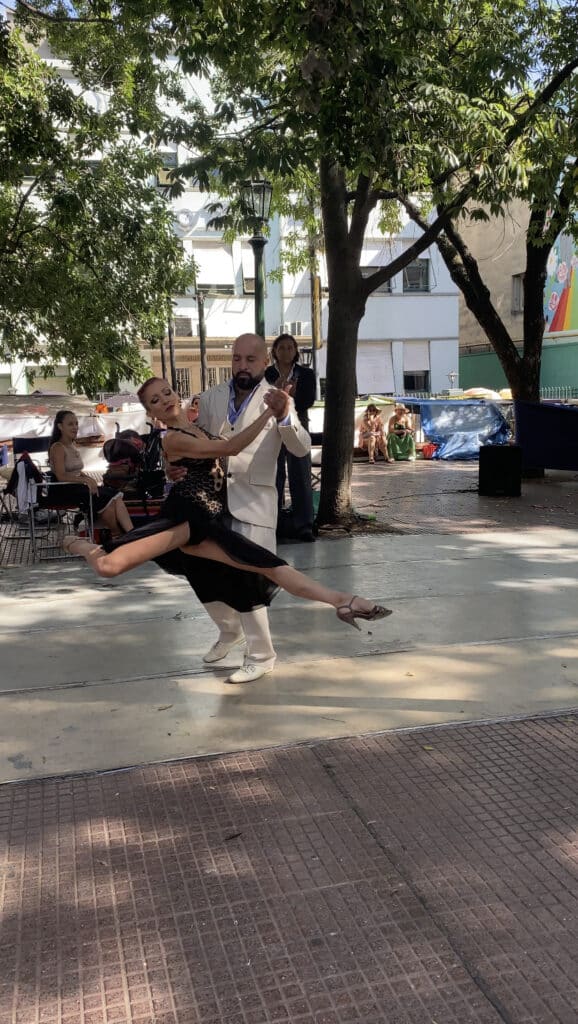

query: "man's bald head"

left=233, top=333, right=267, bottom=357
left=231, top=333, right=269, bottom=392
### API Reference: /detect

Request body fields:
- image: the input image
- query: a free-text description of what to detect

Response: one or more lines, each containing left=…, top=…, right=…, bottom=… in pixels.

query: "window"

left=157, top=150, right=178, bottom=188
left=512, top=273, right=524, bottom=313
left=241, top=246, right=256, bottom=295
left=218, top=368, right=230, bottom=384
left=196, top=243, right=236, bottom=295
left=403, top=259, right=429, bottom=293
left=403, top=371, right=430, bottom=393
left=175, top=368, right=191, bottom=400
left=174, top=316, right=193, bottom=337
left=360, top=267, right=392, bottom=293
left=207, top=367, right=217, bottom=388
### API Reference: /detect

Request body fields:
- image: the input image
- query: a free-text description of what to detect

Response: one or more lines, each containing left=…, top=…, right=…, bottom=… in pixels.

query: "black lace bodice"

left=164, top=425, right=225, bottom=519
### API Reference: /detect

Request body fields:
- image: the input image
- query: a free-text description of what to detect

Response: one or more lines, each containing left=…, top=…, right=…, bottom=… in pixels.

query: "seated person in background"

left=387, top=404, right=416, bottom=462
left=359, top=404, right=387, bottom=464
left=186, top=395, right=200, bottom=423
left=49, top=409, right=133, bottom=537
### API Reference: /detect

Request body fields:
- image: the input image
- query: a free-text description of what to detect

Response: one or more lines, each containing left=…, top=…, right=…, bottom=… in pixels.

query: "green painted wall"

left=459, top=338, right=578, bottom=390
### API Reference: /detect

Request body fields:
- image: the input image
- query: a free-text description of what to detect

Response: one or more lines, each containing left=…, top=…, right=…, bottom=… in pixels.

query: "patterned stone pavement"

left=348, top=460, right=578, bottom=535
left=2, top=712, right=578, bottom=1024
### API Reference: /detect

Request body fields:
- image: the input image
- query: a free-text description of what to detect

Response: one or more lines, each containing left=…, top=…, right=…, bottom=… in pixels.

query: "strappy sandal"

left=336, top=596, right=393, bottom=631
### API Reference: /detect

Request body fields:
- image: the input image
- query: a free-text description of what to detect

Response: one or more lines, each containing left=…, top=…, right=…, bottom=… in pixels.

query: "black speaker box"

left=478, top=444, right=522, bottom=497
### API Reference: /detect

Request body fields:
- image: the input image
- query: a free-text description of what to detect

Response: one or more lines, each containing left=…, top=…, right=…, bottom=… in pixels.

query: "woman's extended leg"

left=367, top=435, right=376, bottom=463
left=65, top=530, right=392, bottom=627
left=64, top=522, right=190, bottom=576
left=181, top=539, right=391, bottom=624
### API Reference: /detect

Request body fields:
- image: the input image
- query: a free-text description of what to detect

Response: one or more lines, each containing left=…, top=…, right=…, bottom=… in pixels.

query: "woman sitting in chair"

left=359, top=404, right=387, bottom=464
left=49, top=410, right=133, bottom=538
left=386, top=404, right=417, bottom=462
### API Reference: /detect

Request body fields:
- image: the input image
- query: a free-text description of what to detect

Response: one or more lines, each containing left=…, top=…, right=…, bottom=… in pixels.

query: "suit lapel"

left=210, top=383, right=231, bottom=436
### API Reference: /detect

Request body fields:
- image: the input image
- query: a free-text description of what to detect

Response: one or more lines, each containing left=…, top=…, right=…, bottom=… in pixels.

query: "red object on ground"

left=421, top=442, right=438, bottom=459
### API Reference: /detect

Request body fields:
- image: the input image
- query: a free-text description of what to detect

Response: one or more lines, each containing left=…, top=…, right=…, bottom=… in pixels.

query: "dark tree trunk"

left=318, top=292, right=365, bottom=523
left=517, top=219, right=549, bottom=403
left=317, top=158, right=367, bottom=525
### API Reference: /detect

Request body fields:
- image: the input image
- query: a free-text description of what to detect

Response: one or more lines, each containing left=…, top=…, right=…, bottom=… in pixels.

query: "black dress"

left=104, top=425, right=287, bottom=613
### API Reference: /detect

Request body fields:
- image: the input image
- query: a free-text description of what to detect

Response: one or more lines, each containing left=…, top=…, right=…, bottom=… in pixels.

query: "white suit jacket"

left=197, top=379, right=311, bottom=529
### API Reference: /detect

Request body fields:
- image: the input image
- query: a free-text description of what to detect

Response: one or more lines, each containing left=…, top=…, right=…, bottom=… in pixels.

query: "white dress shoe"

left=226, top=659, right=276, bottom=684
left=203, top=636, right=245, bottom=664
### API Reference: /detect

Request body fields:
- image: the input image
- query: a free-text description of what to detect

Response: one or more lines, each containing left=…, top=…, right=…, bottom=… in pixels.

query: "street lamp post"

left=196, top=289, right=209, bottom=392
left=240, top=180, right=273, bottom=339
left=166, top=307, right=177, bottom=391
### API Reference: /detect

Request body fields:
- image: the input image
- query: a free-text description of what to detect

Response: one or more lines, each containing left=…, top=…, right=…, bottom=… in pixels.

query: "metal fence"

left=539, top=386, right=578, bottom=400
left=400, top=388, right=578, bottom=401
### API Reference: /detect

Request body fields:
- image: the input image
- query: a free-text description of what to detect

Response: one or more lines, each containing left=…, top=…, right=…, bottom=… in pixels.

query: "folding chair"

left=12, top=437, right=94, bottom=561
left=31, top=479, right=95, bottom=561
left=309, top=432, right=323, bottom=490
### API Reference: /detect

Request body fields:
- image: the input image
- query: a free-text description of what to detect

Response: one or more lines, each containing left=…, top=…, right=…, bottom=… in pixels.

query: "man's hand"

left=166, top=464, right=187, bottom=483
left=265, top=388, right=290, bottom=421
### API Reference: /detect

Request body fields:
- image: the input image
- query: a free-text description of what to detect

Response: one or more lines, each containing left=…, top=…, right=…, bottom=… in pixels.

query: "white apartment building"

left=151, top=180, right=459, bottom=397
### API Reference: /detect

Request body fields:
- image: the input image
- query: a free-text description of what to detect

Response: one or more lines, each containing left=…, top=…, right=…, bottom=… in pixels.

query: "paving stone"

left=2, top=715, right=578, bottom=1022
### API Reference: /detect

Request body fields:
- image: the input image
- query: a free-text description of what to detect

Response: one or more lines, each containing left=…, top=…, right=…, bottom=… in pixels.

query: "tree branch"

left=3, top=175, right=42, bottom=252
left=397, top=195, right=523, bottom=376
left=14, top=0, right=111, bottom=25
left=348, top=173, right=375, bottom=257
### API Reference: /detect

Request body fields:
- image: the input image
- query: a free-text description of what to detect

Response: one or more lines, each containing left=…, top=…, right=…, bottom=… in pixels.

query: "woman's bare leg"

left=65, top=523, right=190, bottom=577
left=367, top=436, right=376, bottom=462
left=66, top=530, right=391, bottom=619
left=98, top=498, right=133, bottom=536
left=182, top=539, right=386, bottom=615
left=114, top=498, right=134, bottom=533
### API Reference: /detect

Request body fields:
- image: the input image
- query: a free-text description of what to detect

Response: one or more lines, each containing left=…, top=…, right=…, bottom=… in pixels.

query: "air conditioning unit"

left=278, top=321, right=304, bottom=336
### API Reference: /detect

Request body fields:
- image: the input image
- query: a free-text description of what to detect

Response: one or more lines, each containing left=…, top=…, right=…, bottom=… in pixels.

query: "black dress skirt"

left=103, top=427, right=287, bottom=613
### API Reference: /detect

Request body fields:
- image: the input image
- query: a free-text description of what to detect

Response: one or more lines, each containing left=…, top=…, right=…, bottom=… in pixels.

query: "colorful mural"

left=544, top=233, right=578, bottom=333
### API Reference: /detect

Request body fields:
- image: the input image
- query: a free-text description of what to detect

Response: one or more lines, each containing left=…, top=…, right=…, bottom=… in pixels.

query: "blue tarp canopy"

left=402, top=399, right=511, bottom=460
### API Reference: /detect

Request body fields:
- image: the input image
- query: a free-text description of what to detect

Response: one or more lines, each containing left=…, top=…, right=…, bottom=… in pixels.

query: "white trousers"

left=204, top=518, right=277, bottom=664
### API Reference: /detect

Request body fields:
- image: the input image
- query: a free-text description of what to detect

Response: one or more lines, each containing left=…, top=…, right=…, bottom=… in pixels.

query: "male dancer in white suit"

left=192, top=332, right=310, bottom=683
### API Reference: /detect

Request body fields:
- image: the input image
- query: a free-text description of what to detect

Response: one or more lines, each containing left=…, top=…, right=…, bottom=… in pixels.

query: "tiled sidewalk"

left=1, top=713, right=578, bottom=1024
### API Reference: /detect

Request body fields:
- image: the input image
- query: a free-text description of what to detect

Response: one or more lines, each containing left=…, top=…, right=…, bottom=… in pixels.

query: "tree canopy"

left=11, top=0, right=578, bottom=505
left=1, top=15, right=194, bottom=394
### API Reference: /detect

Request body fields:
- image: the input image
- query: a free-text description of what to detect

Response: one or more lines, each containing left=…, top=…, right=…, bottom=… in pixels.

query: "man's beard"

left=233, top=369, right=264, bottom=391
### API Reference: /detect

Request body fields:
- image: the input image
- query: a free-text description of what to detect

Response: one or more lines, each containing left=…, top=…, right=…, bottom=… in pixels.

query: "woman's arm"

left=163, top=409, right=274, bottom=462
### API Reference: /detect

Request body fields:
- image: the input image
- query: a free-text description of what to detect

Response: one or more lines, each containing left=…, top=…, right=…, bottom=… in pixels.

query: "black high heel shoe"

left=336, top=596, right=393, bottom=631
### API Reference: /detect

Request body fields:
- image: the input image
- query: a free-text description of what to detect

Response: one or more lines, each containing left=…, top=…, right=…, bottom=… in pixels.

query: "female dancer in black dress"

left=64, top=378, right=391, bottom=630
